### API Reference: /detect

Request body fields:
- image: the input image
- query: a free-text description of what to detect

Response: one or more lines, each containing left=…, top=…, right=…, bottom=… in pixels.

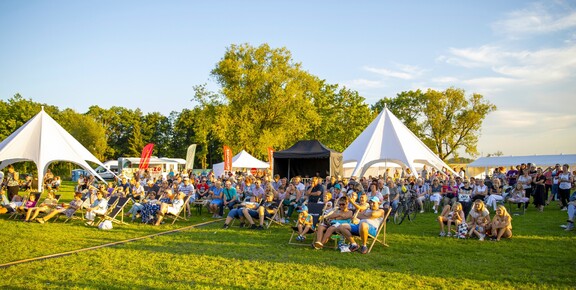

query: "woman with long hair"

left=490, top=205, right=513, bottom=241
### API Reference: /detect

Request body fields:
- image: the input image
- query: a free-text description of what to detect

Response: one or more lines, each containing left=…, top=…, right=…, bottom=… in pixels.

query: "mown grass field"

left=0, top=181, right=574, bottom=289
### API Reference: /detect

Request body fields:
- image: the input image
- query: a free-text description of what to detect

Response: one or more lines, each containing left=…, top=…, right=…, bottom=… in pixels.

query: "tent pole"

left=288, top=159, right=291, bottom=181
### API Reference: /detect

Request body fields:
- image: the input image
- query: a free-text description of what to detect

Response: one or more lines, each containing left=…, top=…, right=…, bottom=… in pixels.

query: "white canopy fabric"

left=0, top=108, right=107, bottom=191
left=213, top=150, right=269, bottom=178
left=343, top=107, right=456, bottom=178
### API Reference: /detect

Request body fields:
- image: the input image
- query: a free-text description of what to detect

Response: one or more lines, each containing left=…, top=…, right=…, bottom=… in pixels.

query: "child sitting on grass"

left=437, top=202, right=464, bottom=237
left=295, top=205, right=313, bottom=241
left=470, top=214, right=490, bottom=241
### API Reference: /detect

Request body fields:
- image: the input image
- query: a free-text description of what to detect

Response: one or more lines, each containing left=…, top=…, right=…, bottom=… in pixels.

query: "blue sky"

left=0, top=0, right=575, bottom=157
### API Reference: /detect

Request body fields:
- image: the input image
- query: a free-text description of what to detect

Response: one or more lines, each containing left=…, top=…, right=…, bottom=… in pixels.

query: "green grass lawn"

left=0, top=182, right=574, bottom=289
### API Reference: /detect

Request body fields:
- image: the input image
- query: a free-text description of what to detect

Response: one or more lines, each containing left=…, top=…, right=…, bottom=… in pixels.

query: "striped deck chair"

left=164, top=194, right=192, bottom=225
left=97, top=197, right=129, bottom=226
left=365, top=207, right=392, bottom=253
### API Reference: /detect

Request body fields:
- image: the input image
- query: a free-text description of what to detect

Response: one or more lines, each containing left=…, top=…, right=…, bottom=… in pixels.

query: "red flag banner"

left=223, top=145, right=233, bottom=171
left=139, top=143, right=155, bottom=170
left=267, top=147, right=274, bottom=170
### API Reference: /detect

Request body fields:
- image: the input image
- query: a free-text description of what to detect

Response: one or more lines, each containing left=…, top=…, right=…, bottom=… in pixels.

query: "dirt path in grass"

left=0, top=219, right=222, bottom=268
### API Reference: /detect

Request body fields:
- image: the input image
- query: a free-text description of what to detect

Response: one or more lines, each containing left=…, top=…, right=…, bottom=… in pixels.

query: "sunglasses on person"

left=338, top=203, right=346, bottom=206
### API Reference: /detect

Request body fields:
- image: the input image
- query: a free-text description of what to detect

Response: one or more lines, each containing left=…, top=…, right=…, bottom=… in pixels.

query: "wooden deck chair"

left=366, top=207, right=392, bottom=254
left=85, top=196, right=118, bottom=224
left=59, top=196, right=89, bottom=223
left=164, top=194, right=192, bottom=225
left=97, top=197, right=129, bottom=226
left=288, top=202, right=325, bottom=246
left=265, top=199, right=285, bottom=229
left=8, top=192, right=41, bottom=220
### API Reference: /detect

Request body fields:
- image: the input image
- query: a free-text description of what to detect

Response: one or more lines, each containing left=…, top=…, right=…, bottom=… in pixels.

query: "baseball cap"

left=298, top=205, right=308, bottom=212
left=369, top=196, right=380, bottom=203
left=334, top=184, right=341, bottom=190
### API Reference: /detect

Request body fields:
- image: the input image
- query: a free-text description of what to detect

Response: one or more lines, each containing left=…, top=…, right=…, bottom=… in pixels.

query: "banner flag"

left=139, top=143, right=155, bottom=170
left=267, top=147, right=274, bottom=170
left=223, top=145, right=233, bottom=171
left=185, top=144, right=197, bottom=170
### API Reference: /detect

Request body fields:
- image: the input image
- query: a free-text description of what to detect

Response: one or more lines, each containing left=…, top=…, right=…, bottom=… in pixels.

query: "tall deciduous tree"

left=57, top=109, right=109, bottom=160
left=308, top=83, right=373, bottom=152
left=210, top=43, right=321, bottom=159
left=373, top=88, right=496, bottom=160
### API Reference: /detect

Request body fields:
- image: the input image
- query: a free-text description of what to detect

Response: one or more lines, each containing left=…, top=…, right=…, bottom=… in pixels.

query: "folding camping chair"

left=365, top=207, right=392, bottom=253
left=56, top=197, right=87, bottom=223
left=8, top=192, right=41, bottom=220
left=97, top=197, right=129, bottom=226
left=288, top=202, right=325, bottom=246
left=265, top=198, right=285, bottom=229
left=164, top=194, right=192, bottom=225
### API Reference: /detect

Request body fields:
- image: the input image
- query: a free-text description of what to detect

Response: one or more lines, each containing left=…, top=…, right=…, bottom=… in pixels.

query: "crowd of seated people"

left=1, top=162, right=573, bottom=244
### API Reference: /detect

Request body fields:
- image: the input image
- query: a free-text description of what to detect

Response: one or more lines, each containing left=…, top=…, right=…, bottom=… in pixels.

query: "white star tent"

left=343, top=107, right=456, bottom=178
left=0, top=108, right=107, bottom=192
left=212, top=150, right=269, bottom=178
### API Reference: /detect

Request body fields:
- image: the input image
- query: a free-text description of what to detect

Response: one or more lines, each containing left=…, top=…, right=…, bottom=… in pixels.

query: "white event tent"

left=343, top=107, right=456, bottom=178
left=212, top=150, right=270, bottom=178
left=467, top=154, right=576, bottom=178
left=0, top=108, right=108, bottom=192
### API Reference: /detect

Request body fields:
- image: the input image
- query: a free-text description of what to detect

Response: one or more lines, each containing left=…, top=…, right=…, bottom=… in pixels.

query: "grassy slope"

left=0, top=182, right=574, bottom=289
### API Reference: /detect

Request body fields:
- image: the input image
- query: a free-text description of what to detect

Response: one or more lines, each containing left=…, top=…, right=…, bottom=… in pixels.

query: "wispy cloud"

left=492, top=2, right=576, bottom=37
left=345, top=79, right=386, bottom=89
left=363, top=63, right=426, bottom=80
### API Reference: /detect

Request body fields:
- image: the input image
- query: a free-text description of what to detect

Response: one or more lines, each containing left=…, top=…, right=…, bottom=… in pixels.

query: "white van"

left=118, top=157, right=185, bottom=180
left=94, top=160, right=119, bottom=180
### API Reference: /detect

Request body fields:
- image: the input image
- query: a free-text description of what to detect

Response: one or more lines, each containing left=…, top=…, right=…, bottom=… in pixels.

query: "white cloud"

left=345, top=79, right=385, bottom=89
left=363, top=63, right=426, bottom=80
left=363, top=66, right=413, bottom=80
left=492, top=2, right=576, bottom=36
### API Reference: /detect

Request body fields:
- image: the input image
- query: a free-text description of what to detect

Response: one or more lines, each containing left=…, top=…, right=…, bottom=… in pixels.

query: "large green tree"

left=373, top=88, right=496, bottom=160
left=210, top=43, right=322, bottom=159
left=308, top=83, right=374, bottom=152
left=57, top=108, right=109, bottom=160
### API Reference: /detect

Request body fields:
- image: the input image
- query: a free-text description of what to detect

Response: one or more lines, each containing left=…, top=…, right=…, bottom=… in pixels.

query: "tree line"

left=0, top=43, right=496, bottom=176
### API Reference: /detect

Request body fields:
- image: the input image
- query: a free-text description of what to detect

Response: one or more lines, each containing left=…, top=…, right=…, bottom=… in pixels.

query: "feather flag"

left=139, top=143, right=155, bottom=170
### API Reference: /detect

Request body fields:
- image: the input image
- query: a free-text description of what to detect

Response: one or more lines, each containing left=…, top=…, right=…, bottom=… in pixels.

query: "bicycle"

left=393, top=191, right=418, bottom=224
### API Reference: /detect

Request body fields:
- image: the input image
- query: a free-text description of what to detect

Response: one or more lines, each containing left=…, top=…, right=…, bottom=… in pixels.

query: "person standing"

left=4, top=165, right=20, bottom=200
left=558, top=164, right=573, bottom=211
left=533, top=168, right=547, bottom=212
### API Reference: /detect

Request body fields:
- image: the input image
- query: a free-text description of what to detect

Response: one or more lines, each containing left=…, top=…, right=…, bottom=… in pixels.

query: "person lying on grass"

left=313, top=197, right=353, bottom=249
left=154, top=190, right=184, bottom=226
left=437, top=202, right=465, bottom=237
left=335, top=196, right=385, bottom=254
left=467, top=200, right=491, bottom=238
left=294, top=205, right=313, bottom=241
left=242, top=191, right=278, bottom=230
left=489, top=205, right=512, bottom=241
left=222, top=197, right=259, bottom=229
left=37, top=192, right=82, bottom=223
left=25, top=191, right=58, bottom=222
left=85, top=190, right=108, bottom=226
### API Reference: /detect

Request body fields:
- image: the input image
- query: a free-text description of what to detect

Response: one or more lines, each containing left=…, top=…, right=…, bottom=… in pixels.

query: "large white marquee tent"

left=343, top=107, right=455, bottom=178
left=0, top=108, right=107, bottom=192
left=212, top=150, right=269, bottom=178
left=466, top=154, right=576, bottom=178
